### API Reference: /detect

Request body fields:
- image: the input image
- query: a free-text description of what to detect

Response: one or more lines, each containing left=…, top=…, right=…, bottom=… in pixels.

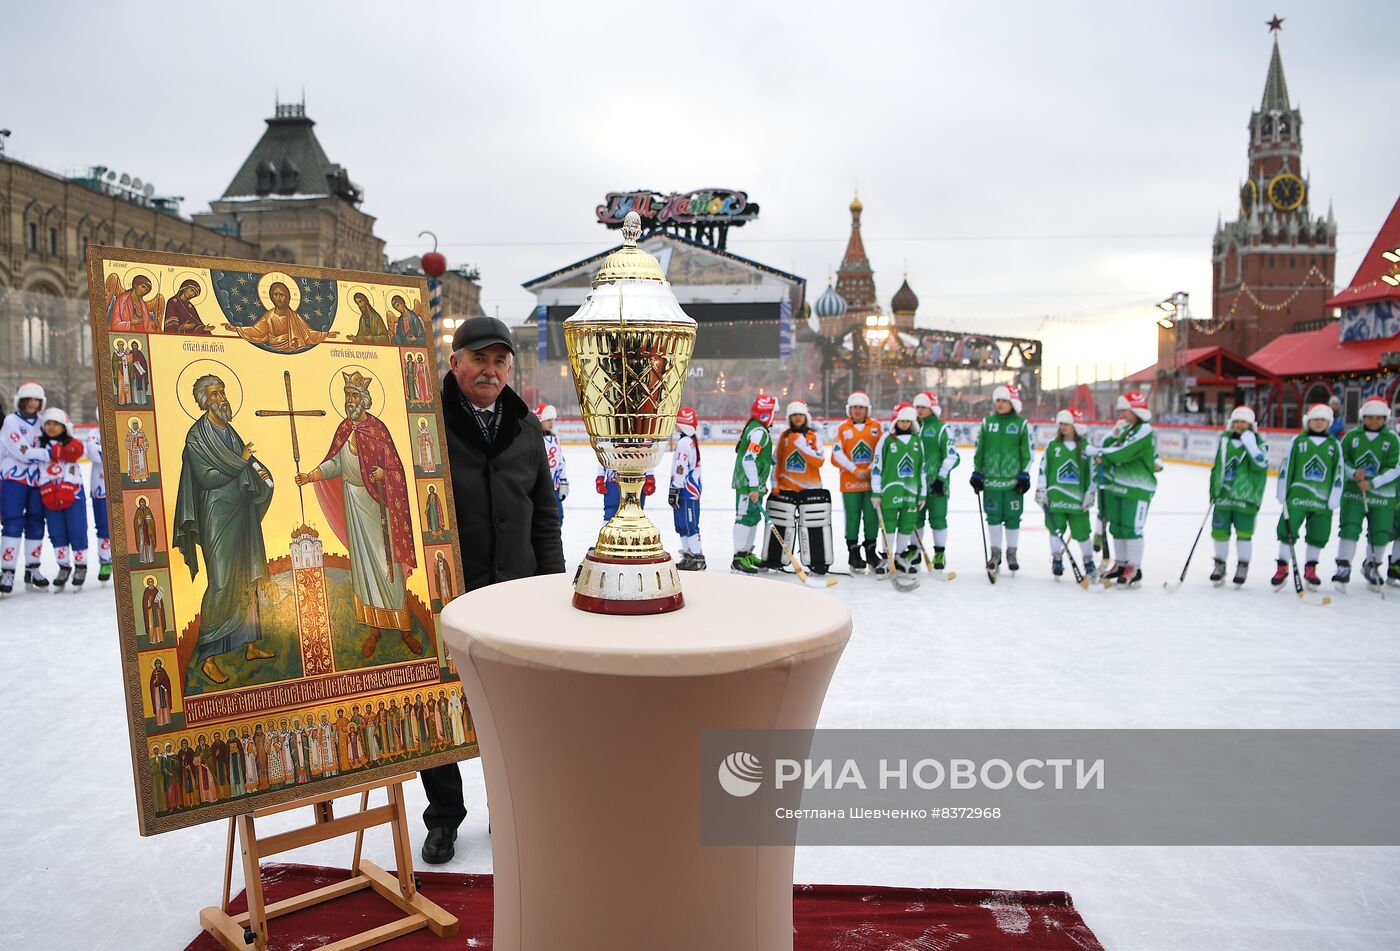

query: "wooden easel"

left=200, top=773, right=458, bottom=951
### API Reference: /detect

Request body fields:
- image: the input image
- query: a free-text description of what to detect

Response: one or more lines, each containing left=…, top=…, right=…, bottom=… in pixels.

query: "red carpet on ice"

left=183, top=863, right=1105, bottom=950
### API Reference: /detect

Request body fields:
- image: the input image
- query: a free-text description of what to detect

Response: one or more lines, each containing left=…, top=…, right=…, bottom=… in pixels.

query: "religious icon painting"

left=129, top=568, right=175, bottom=649
left=124, top=490, right=169, bottom=570
left=417, top=481, right=450, bottom=545
left=118, top=412, right=159, bottom=489
left=86, top=247, right=473, bottom=835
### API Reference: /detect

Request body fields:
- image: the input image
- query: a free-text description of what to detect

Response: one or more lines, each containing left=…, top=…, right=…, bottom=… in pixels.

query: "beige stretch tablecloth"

left=441, top=572, right=851, bottom=951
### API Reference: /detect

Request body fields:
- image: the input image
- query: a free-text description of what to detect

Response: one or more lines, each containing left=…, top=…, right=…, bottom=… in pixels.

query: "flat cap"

left=452, top=315, right=516, bottom=354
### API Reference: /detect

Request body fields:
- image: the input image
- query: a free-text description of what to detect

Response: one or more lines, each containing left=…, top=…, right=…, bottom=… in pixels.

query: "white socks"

left=1049, top=535, right=1064, bottom=556
left=1080, top=539, right=1095, bottom=562
left=989, top=525, right=1004, bottom=549
left=0, top=535, right=18, bottom=571
left=682, top=535, right=702, bottom=556
left=1337, top=538, right=1357, bottom=561
left=933, top=529, right=947, bottom=547
left=733, top=523, right=758, bottom=554
left=1305, top=545, right=1321, bottom=563
left=1237, top=540, right=1252, bottom=562
left=1006, top=528, right=1020, bottom=549
left=1214, top=539, right=1229, bottom=561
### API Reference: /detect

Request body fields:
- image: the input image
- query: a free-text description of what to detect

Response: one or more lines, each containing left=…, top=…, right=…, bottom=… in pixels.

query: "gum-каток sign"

left=86, top=247, right=476, bottom=835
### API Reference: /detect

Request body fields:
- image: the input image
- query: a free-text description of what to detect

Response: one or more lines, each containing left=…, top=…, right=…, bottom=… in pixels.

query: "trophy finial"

left=621, top=211, right=642, bottom=246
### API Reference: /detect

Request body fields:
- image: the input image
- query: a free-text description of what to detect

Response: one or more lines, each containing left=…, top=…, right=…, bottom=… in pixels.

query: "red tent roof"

left=1326, top=195, right=1400, bottom=308
left=1125, top=346, right=1275, bottom=385
left=1249, top=321, right=1400, bottom=377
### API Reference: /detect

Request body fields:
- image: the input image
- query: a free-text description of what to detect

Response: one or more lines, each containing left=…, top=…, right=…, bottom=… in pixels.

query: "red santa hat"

left=1361, top=397, right=1391, bottom=420
left=751, top=394, right=778, bottom=424
left=891, top=400, right=913, bottom=422
left=533, top=402, right=557, bottom=422
left=676, top=406, right=698, bottom=434
left=1116, top=390, right=1151, bottom=421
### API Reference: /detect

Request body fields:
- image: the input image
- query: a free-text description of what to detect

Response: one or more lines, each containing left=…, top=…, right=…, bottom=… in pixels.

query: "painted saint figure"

left=417, top=418, right=436, bottom=473
left=171, top=374, right=276, bottom=686
left=149, top=657, right=173, bottom=726
left=141, top=575, right=167, bottom=643
left=106, top=273, right=161, bottom=333
left=403, top=354, right=420, bottom=404
left=224, top=281, right=333, bottom=352
left=298, top=371, right=419, bottom=658
left=133, top=497, right=157, bottom=564
left=434, top=550, right=453, bottom=605
left=349, top=293, right=393, bottom=345
left=425, top=484, right=444, bottom=533
left=164, top=280, right=210, bottom=334
left=125, top=418, right=150, bottom=483
left=390, top=295, right=425, bottom=346
left=127, top=340, right=150, bottom=406
left=113, top=339, right=132, bottom=404
left=413, top=353, right=431, bottom=404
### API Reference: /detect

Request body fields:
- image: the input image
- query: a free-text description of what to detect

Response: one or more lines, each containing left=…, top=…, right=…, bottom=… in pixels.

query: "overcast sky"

left=8, top=0, right=1396, bottom=383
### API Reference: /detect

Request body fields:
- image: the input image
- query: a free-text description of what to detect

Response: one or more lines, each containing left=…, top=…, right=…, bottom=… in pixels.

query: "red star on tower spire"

left=1267, top=15, right=1284, bottom=32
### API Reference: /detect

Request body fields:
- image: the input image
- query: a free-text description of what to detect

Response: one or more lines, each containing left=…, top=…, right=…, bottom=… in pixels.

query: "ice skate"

left=72, top=564, right=87, bottom=588
left=1332, top=560, right=1351, bottom=591
left=1117, top=565, right=1141, bottom=588
left=1006, top=547, right=1019, bottom=572
left=98, top=563, right=112, bottom=583
left=1232, top=561, right=1249, bottom=587
left=1270, top=560, right=1289, bottom=588
left=1083, top=560, right=1099, bottom=582
left=1362, top=559, right=1383, bottom=592
left=730, top=553, right=757, bottom=575
left=1210, top=558, right=1227, bottom=586
left=1052, top=556, right=1064, bottom=578
left=52, top=565, right=71, bottom=590
left=986, top=546, right=1002, bottom=576
left=687, top=555, right=706, bottom=572
left=675, top=552, right=695, bottom=571
left=847, top=542, right=866, bottom=574
left=1303, top=561, right=1321, bottom=589
left=1389, top=560, right=1400, bottom=588
left=24, top=568, right=49, bottom=591
left=0, top=569, right=13, bottom=596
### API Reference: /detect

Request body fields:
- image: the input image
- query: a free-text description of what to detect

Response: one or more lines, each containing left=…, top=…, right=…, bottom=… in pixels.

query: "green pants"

left=1102, top=492, right=1149, bottom=539
left=1339, top=496, right=1399, bottom=546
left=878, top=488, right=920, bottom=534
left=920, top=491, right=950, bottom=531
left=1045, top=509, right=1091, bottom=542
left=735, top=491, right=765, bottom=527
left=1276, top=506, right=1332, bottom=547
left=842, top=490, right=878, bottom=543
left=1211, top=507, right=1258, bottom=542
left=981, top=488, right=1022, bottom=528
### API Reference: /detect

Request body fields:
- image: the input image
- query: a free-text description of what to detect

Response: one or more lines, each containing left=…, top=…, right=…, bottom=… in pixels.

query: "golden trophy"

left=566, top=211, right=696, bottom=614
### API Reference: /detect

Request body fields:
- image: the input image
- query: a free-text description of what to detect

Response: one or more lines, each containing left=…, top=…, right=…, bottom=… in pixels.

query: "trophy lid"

left=593, top=211, right=665, bottom=287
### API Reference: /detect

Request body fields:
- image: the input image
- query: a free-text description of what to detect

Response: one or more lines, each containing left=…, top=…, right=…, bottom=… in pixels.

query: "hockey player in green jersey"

left=1084, top=390, right=1156, bottom=588
left=872, top=405, right=926, bottom=583
left=1208, top=405, right=1269, bottom=587
left=913, top=391, right=959, bottom=573
left=731, top=393, right=777, bottom=574
left=1273, top=402, right=1343, bottom=589
left=1333, top=396, right=1400, bottom=590
left=1036, top=409, right=1097, bottom=580
left=970, top=385, right=1031, bottom=574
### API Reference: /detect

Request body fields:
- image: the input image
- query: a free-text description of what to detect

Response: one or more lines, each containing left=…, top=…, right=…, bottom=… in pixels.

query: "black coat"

left=440, top=374, right=565, bottom=590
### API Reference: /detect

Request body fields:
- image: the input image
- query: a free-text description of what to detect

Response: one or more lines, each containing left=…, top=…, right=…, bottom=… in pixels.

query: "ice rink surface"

left=3, top=445, right=1398, bottom=950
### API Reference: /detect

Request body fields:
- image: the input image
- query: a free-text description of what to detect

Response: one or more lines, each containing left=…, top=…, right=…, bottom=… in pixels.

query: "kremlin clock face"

left=1268, top=172, right=1305, bottom=211
left=1239, top=180, right=1257, bottom=216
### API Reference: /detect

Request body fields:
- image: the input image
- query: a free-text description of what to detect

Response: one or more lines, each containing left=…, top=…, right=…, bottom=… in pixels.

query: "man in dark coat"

left=420, top=315, right=565, bottom=864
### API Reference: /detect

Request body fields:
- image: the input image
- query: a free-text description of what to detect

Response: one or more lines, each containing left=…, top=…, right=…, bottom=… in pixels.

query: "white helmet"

left=40, top=407, right=72, bottom=433
left=992, top=385, right=1012, bottom=403
left=785, top=400, right=809, bottom=420
left=1304, top=403, right=1334, bottom=426
left=895, top=406, right=918, bottom=424
left=1229, top=405, right=1257, bottom=427
left=1361, top=397, right=1391, bottom=420
left=845, top=391, right=871, bottom=412
left=14, top=381, right=45, bottom=412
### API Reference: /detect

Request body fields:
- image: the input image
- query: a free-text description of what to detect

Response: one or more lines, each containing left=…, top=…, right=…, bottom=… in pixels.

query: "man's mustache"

left=473, top=374, right=501, bottom=386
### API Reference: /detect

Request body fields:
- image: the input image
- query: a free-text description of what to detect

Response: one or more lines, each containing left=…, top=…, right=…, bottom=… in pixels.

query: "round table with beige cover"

left=440, top=571, right=851, bottom=951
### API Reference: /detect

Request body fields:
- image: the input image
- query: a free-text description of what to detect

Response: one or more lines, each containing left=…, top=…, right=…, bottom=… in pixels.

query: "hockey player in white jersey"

left=534, top=403, right=569, bottom=523
left=85, top=428, right=112, bottom=582
left=669, top=406, right=704, bottom=570
left=1, top=381, right=52, bottom=594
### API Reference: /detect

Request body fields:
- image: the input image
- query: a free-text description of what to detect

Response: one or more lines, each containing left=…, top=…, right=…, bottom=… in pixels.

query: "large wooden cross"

left=254, top=370, right=326, bottom=526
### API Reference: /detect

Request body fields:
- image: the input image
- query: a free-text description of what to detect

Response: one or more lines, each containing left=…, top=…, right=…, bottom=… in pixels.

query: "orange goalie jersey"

left=773, top=428, right=825, bottom=493
left=831, top=419, right=882, bottom=493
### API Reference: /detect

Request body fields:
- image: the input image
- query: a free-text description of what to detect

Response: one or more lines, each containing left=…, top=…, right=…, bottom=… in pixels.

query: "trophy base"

left=573, top=552, right=685, bottom=615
